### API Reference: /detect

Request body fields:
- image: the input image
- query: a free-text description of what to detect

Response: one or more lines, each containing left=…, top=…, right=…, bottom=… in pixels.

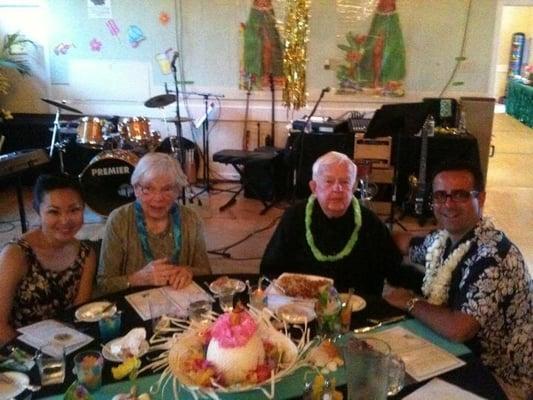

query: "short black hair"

left=431, top=160, right=485, bottom=192
left=32, top=174, right=85, bottom=212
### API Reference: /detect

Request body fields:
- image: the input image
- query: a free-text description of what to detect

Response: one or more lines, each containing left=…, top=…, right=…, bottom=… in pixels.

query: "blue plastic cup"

left=98, top=312, right=122, bottom=342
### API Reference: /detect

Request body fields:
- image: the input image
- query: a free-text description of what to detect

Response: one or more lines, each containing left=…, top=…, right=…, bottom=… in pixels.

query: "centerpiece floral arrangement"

left=138, top=304, right=315, bottom=400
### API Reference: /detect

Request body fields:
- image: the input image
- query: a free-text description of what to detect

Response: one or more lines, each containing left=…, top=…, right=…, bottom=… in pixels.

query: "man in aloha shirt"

left=383, top=161, right=532, bottom=400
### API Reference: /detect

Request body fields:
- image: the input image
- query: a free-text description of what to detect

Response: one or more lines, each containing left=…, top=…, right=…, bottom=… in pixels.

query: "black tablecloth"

left=8, top=274, right=505, bottom=399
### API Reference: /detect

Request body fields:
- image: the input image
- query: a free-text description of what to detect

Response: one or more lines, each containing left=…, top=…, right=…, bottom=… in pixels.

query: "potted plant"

left=0, top=32, right=34, bottom=124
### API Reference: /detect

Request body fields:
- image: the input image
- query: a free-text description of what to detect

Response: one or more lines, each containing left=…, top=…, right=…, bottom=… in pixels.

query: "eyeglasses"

left=432, top=190, right=479, bottom=204
left=137, top=184, right=178, bottom=198
left=319, top=177, right=354, bottom=191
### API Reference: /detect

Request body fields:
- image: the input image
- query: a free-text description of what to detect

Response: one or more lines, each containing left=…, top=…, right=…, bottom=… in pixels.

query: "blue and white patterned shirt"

left=410, top=218, right=532, bottom=391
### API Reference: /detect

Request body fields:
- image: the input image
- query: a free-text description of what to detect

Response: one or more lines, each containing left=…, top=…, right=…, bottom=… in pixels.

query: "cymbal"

left=144, top=94, right=176, bottom=108
left=41, top=98, right=83, bottom=114
left=166, top=116, right=192, bottom=123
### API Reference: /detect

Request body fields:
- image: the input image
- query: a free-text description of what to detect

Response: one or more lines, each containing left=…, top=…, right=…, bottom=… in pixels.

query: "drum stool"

left=212, top=149, right=278, bottom=214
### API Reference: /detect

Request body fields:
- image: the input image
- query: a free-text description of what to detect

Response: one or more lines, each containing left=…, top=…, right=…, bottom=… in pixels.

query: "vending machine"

left=507, top=32, right=526, bottom=78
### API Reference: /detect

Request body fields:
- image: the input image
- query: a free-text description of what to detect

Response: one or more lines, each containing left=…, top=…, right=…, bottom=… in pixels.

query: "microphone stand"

left=170, top=56, right=187, bottom=205
left=304, top=88, right=329, bottom=133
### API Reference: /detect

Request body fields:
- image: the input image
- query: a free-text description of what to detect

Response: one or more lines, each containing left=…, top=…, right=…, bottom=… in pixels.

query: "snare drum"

left=79, top=150, right=139, bottom=216
left=120, top=117, right=152, bottom=143
left=77, top=116, right=105, bottom=148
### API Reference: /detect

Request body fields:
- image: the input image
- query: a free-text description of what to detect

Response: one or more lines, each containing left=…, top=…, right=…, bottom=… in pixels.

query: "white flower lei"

left=421, top=231, right=472, bottom=305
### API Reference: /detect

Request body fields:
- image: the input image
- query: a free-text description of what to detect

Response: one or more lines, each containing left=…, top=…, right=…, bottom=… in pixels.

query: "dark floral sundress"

left=10, top=239, right=90, bottom=328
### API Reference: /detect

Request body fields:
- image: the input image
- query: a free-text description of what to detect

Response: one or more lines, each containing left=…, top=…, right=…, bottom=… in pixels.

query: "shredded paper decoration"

left=282, top=0, right=310, bottom=110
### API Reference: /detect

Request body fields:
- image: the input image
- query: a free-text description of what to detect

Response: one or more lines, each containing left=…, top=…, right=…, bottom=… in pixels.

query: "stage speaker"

left=243, top=151, right=288, bottom=201
left=287, top=131, right=355, bottom=199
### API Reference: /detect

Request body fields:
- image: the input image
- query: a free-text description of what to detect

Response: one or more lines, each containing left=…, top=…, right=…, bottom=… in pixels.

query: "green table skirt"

left=506, top=79, right=533, bottom=128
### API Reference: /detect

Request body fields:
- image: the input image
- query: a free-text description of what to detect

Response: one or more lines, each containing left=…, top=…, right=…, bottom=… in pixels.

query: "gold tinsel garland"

left=282, top=0, right=310, bottom=110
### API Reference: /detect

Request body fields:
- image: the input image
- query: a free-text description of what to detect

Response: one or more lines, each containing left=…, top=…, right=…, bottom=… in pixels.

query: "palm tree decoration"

left=0, top=32, right=34, bottom=122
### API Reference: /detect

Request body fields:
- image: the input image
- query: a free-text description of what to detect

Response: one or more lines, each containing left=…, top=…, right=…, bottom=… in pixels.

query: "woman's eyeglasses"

left=138, top=184, right=178, bottom=198
left=432, top=190, right=479, bottom=204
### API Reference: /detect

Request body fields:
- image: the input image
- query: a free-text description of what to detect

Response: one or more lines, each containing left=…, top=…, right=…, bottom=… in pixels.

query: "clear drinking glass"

left=218, top=289, right=235, bottom=313
left=188, top=299, right=213, bottom=324
left=342, top=336, right=391, bottom=400
left=248, top=285, right=267, bottom=310
left=36, top=344, right=66, bottom=386
left=387, top=353, right=406, bottom=396
left=74, top=350, right=104, bottom=392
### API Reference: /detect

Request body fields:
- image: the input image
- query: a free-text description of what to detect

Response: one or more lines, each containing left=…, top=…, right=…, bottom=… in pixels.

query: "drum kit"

left=42, top=96, right=196, bottom=216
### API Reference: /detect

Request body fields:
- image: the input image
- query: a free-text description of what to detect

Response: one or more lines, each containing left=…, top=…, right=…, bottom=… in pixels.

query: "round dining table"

left=6, top=274, right=506, bottom=400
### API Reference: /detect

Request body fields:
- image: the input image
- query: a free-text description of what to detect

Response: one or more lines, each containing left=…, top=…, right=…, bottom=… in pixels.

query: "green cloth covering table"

left=506, top=79, right=533, bottom=128
left=39, top=319, right=470, bottom=400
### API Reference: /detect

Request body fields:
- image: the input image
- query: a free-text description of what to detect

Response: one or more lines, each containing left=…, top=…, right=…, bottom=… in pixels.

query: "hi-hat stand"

left=41, top=98, right=83, bottom=175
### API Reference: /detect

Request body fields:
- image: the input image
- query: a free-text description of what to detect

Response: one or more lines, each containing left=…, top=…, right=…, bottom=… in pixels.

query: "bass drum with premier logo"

left=79, top=150, right=139, bottom=216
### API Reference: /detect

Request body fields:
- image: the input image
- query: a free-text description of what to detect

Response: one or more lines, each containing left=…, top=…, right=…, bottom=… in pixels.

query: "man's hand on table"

left=129, top=258, right=193, bottom=288
left=382, top=282, right=417, bottom=312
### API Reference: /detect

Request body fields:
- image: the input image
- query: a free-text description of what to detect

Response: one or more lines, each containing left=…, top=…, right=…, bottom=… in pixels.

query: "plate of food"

left=340, top=293, right=367, bottom=312
left=102, top=337, right=149, bottom=363
left=208, top=276, right=246, bottom=295
left=277, top=303, right=316, bottom=324
left=272, top=273, right=333, bottom=299
left=75, top=301, right=117, bottom=322
left=0, top=371, right=29, bottom=399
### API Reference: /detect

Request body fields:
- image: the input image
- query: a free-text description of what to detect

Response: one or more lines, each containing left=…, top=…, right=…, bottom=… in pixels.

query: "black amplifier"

left=292, top=117, right=350, bottom=134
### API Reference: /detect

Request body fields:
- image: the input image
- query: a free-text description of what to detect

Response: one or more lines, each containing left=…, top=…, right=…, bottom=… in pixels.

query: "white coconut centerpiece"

left=205, top=310, right=265, bottom=385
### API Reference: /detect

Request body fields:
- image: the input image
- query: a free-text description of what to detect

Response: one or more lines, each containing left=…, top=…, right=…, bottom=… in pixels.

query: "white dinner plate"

left=75, top=301, right=117, bottom=322
left=102, top=337, right=149, bottom=363
left=277, top=303, right=316, bottom=324
left=340, top=293, right=367, bottom=312
left=208, top=277, right=246, bottom=295
left=0, top=371, right=29, bottom=400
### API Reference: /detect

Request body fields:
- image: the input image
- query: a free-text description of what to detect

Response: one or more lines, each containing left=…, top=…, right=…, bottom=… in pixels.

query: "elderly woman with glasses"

left=97, top=152, right=211, bottom=295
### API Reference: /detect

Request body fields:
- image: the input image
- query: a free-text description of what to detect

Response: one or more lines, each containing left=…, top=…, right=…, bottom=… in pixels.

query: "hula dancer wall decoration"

left=337, top=0, right=406, bottom=96
left=241, top=0, right=284, bottom=89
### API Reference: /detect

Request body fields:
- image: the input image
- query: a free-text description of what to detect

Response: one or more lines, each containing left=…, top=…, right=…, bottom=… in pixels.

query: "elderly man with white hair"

left=260, top=151, right=402, bottom=295
left=97, top=152, right=211, bottom=295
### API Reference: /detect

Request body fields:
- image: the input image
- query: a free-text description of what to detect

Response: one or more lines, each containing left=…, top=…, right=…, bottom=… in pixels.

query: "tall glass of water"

left=342, top=336, right=391, bottom=400
left=36, top=343, right=66, bottom=386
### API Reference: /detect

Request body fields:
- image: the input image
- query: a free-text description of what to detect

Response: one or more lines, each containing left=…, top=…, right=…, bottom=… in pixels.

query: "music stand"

left=364, top=102, right=431, bottom=230
left=189, top=93, right=219, bottom=202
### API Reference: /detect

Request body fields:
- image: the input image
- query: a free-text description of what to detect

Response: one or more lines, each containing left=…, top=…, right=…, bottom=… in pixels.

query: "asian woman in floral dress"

left=0, top=174, right=96, bottom=345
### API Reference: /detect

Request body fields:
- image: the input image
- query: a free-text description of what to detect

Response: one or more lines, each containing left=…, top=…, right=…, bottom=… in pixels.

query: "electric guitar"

left=414, top=117, right=431, bottom=217
left=242, top=74, right=252, bottom=151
